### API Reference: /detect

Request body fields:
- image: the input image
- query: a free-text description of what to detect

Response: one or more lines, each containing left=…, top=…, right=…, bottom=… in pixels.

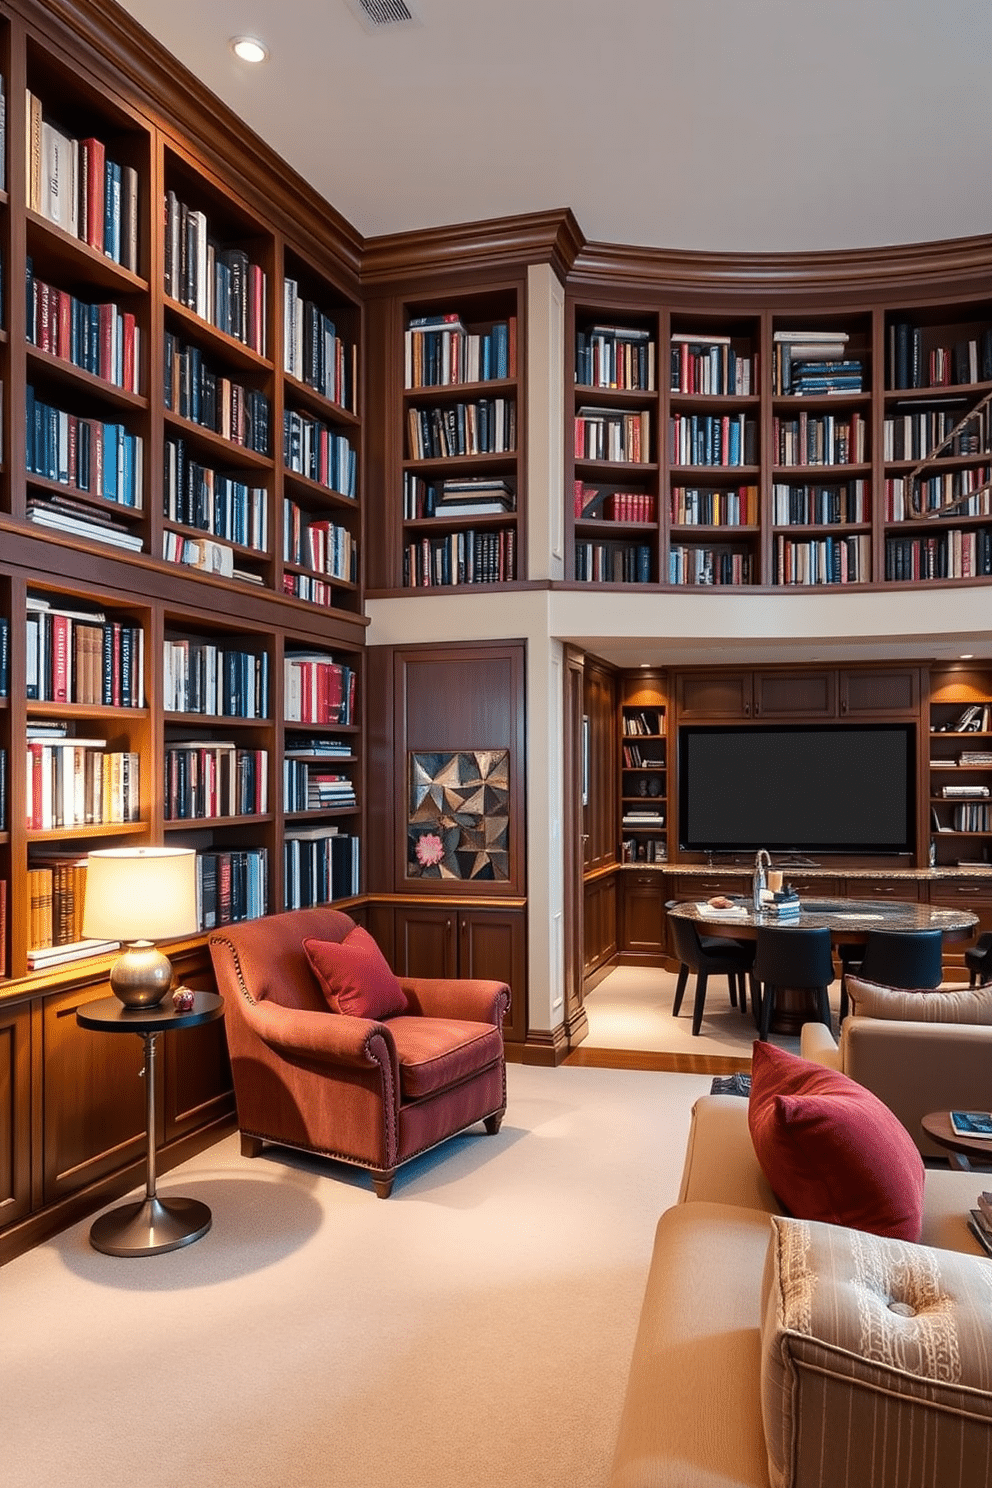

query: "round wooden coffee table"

left=921, top=1111, right=992, bottom=1171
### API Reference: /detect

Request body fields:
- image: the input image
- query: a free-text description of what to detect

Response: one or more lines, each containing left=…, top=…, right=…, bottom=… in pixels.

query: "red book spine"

left=28, top=743, right=43, bottom=829
left=51, top=615, right=70, bottom=703
left=122, top=312, right=136, bottom=392
left=57, top=290, right=72, bottom=360
left=39, top=281, right=52, bottom=354
left=81, top=138, right=106, bottom=251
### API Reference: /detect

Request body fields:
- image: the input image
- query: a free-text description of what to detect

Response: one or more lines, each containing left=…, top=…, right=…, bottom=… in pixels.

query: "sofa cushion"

left=386, top=1016, right=504, bottom=1101
left=761, top=1214, right=992, bottom=1488
left=304, top=927, right=408, bottom=1020
left=748, top=1041, right=925, bottom=1241
left=847, top=975, right=992, bottom=1024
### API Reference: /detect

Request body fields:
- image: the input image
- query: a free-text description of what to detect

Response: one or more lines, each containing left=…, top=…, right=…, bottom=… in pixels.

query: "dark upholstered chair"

left=667, top=911, right=756, bottom=1036
left=208, top=907, right=510, bottom=1197
left=839, top=927, right=944, bottom=1021
left=754, top=925, right=834, bottom=1042
left=965, top=932, right=992, bottom=987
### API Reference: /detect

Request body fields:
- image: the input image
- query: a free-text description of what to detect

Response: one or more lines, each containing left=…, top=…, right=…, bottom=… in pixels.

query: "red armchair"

left=208, top=907, right=510, bottom=1196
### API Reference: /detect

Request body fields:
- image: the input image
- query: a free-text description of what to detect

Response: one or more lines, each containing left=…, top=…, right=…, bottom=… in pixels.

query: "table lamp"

left=82, top=847, right=198, bottom=1007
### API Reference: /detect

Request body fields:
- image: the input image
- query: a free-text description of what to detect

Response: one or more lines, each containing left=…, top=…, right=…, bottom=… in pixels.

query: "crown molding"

left=361, top=209, right=585, bottom=291
left=571, top=232, right=992, bottom=306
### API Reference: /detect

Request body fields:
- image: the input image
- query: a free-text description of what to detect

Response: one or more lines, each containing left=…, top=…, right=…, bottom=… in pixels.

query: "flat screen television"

left=677, top=724, right=915, bottom=856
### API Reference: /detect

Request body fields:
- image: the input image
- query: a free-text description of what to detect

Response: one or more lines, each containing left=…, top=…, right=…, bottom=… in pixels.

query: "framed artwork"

left=407, top=749, right=510, bottom=880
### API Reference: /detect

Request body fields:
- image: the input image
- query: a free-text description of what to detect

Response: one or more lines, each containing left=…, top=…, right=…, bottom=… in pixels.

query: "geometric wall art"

left=407, top=749, right=510, bottom=880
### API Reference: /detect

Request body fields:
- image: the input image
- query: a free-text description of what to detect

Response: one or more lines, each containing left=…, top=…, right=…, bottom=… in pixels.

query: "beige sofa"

left=607, top=1095, right=989, bottom=1488
left=800, top=984, right=992, bottom=1160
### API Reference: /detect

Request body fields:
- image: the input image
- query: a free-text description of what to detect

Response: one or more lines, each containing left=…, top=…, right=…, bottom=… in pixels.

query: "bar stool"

left=754, top=925, right=834, bottom=1042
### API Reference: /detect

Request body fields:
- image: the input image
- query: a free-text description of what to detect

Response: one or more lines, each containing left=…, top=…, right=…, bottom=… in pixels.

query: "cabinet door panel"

left=621, top=874, right=666, bottom=954
left=754, top=670, right=836, bottom=718
left=459, top=910, right=527, bottom=1043
left=841, top=669, right=919, bottom=716
left=677, top=672, right=753, bottom=719
left=0, top=1003, right=32, bottom=1227
left=394, top=908, right=458, bottom=979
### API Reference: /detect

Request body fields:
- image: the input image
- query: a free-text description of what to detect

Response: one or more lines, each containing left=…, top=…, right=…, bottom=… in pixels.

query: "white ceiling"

left=118, top=0, right=992, bottom=255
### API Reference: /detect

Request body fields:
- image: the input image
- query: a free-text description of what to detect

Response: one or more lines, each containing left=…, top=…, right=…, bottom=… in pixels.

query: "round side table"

left=76, top=991, right=224, bottom=1256
left=921, top=1111, right=992, bottom=1171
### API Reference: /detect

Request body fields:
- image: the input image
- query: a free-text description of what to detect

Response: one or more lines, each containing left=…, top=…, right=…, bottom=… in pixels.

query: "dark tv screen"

left=678, top=725, right=914, bottom=854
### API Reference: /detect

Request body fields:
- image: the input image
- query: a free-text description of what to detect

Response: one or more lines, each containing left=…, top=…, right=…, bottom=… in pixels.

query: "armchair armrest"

left=399, top=977, right=510, bottom=1027
left=800, top=1020, right=843, bottom=1068
left=244, top=997, right=395, bottom=1071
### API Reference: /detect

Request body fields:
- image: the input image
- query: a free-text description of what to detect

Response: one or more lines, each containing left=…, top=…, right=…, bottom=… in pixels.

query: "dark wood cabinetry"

left=753, top=670, right=836, bottom=718
left=677, top=671, right=754, bottom=719
left=620, top=872, right=667, bottom=959
left=391, top=903, right=527, bottom=1043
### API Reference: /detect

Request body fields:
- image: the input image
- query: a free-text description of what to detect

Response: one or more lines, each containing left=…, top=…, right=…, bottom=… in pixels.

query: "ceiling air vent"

left=345, top=0, right=420, bottom=30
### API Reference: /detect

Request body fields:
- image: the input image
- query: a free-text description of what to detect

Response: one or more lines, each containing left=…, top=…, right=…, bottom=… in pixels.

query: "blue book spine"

left=25, top=385, right=35, bottom=471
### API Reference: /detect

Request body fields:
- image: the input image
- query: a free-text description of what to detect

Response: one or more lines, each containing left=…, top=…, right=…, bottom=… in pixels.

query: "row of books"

left=163, top=190, right=266, bottom=354
left=889, top=324, right=992, bottom=390
left=164, top=334, right=270, bottom=453
left=622, top=745, right=665, bottom=768
left=27, top=491, right=143, bottom=553
left=669, top=413, right=757, bottom=469
left=26, top=93, right=139, bottom=271
left=163, top=439, right=268, bottom=550
left=622, top=709, right=664, bottom=737
left=283, top=501, right=357, bottom=582
left=162, top=640, right=269, bottom=718
left=771, top=331, right=859, bottom=396
left=282, top=410, right=357, bottom=498
left=621, top=810, right=665, bottom=829
left=950, top=804, right=992, bottom=832
left=407, top=399, right=516, bottom=460
left=774, top=533, right=871, bottom=587
left=574, top=541, right=651, bottom=584
left=281, top=574, right=335, bottom=607
left=283, top=756, right=357, bottom=813
left=283, top=280, right=356, bottom=411
left=162, top=531, right=242, bottom=580
left=669, top=334, right=752, bottom=396
left=576, top=324, right=655, bottom=392
left=884, top=528, right=992, bottom=582
left=196, top=847, right=268, bottom=929
left=621, top=838, right=667, bottom=864
left=885, top=470, right=992, bottom=523
left=0, top=748, right=5, bottom=831
left=772, top=412, right=867, bottom=468
left=26, top=387, right=144, bottom=511
left=403, top=474, right=515, bottom=520
left=576, top=407, right=651, bottom=464
left=772, top=481, right=868, bottom=527
left=26, top=740, right=140, bottom=830
left=942, top=705, right=992, bottom=733
left=164, top=744, right=268, bottom=820
left=284, top=655, right=357, bottom=726
left=26, top=261, right=141, bottom=393
left=575, top=482, right=656, bottom=523
left=671, top=484, right=759, bottom=527
left=403, top=314, right=516, bottom=389
left=669, top=545, right=753, bottom=587
left=883, top=403, right=989, bottom=462
left=283, top=829, right=360, bottom=909
left=402, top=529, right=516, bottom=588
left=0, top=616, right=7, bottom=696
left=26, top=855, right=90, bottom=953
left=26, top=598, right=144, bottom=706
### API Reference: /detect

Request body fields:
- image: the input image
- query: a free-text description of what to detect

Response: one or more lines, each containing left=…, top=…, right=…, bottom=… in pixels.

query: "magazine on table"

left=949, top=1111, right=992, bottom=1138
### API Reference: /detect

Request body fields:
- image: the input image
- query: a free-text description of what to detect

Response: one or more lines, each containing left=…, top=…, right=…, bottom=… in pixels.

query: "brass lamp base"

left=109, top=941, right=174, bottom=1008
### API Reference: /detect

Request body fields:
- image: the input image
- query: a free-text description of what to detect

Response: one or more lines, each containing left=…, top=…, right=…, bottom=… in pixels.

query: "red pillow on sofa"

left=304, top=927, right=408, bottom=1020
left=748, top=1041, right=925, bottom=1241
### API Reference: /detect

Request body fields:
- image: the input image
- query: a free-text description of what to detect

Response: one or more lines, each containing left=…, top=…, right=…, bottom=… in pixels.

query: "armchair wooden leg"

left=484, top=1110, right=504, bottom=1135
left=241, top=1133, right=264, bottom=1158
left=372, top=1169, right=396, bottom=1199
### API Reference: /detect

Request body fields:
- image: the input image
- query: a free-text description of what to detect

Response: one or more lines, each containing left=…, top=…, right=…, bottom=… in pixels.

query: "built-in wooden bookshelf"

left=929, top=667, right=992, bottom=871
left=619, top=675, right=667, bottom=864
left=565, top=295, right=992, bottom=591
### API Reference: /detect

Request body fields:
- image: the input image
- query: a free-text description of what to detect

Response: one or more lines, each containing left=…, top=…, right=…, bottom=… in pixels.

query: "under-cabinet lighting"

left=231, top=36, right=268, bottom=63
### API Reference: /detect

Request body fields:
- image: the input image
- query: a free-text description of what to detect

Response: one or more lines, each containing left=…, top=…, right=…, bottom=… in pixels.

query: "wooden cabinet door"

left=0, top=1001, right=32, bottom=1229
left=583, top=874, right=618, bottom=975
left=840, top=668, right=919, bottom=717
left=459, top=909, right=527, bottom=1043
left=677, top=671, right=754, bottom=719
left=620, top=873, right=666, bottom=956
left=753, top=670, right=836, bottom=718
left=393, top=907, right=458, bottom=979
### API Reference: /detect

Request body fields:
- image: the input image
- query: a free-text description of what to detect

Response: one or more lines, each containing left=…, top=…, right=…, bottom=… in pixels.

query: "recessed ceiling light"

left=231, top=36, right=268, bottom=63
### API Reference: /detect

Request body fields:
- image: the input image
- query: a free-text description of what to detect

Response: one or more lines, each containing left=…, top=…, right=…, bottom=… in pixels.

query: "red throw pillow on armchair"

left=748, top=1040, right=925, bottom=1241
left=304, top=927, right=408, bottom=1021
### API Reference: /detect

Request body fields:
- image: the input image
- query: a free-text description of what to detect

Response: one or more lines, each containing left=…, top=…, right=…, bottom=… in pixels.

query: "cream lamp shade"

left=83, top=848, right=198, bottom=1006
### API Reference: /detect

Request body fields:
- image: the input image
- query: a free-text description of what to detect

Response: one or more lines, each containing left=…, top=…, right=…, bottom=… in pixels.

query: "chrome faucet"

left=753, top=848, right=771, bottom=912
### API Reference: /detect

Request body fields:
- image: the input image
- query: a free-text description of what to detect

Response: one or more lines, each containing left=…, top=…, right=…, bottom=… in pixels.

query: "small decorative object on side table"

left=76, top=991, right=224, bottom=1256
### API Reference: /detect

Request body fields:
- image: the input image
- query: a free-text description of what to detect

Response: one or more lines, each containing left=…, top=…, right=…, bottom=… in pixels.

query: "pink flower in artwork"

left=415, top=833, right=444, bottom=868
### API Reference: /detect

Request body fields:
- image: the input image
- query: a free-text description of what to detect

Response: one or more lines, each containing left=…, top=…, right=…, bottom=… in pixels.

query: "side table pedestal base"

left=89, top=1196, right=212, bottom=1257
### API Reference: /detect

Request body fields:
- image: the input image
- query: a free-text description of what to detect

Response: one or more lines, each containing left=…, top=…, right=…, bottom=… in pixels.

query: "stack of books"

left=759, top=887, right=801, bottom=920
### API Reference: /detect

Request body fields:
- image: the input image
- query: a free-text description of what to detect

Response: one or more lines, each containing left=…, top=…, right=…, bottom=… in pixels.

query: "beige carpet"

left=3, top=1060, right=713, bottom=1488
left=581, top=964, right=810, bottom=1059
